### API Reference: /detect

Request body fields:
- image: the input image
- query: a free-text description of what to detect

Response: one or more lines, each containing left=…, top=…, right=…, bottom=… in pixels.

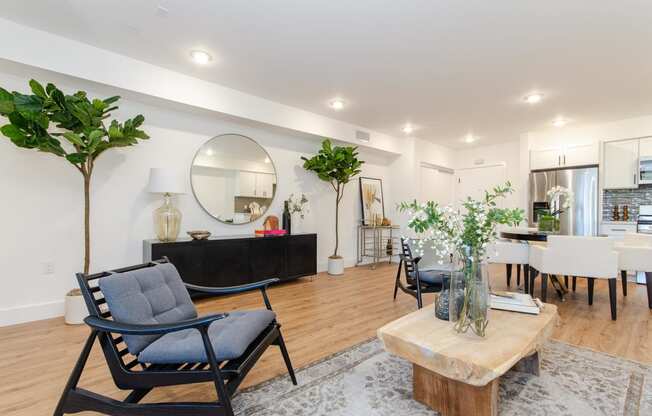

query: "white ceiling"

left=2, top=0, right=652, bottom=148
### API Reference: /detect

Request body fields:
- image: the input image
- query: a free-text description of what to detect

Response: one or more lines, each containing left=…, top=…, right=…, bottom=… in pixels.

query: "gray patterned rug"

left=233, top=338, right=652, bottom=416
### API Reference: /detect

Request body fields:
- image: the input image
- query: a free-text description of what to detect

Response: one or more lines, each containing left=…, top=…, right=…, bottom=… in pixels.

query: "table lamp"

left=147, top=168, right=186, bottom=242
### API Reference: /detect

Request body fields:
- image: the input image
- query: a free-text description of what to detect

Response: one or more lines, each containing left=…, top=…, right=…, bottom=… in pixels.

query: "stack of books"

left=490, top=291, right=542, bottom=315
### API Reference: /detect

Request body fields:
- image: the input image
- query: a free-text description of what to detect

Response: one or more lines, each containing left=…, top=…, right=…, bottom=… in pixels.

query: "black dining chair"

left=393, top=238, right=447, bottom=308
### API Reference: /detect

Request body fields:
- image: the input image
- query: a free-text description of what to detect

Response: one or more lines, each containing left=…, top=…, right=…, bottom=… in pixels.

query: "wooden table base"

left=413, top=351, right=541, bottom=416
left=413, top=364, right=498, bottom=416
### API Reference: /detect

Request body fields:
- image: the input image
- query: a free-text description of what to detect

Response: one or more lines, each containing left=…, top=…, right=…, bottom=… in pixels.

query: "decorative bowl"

left=187, top=230, right=211, bottom=240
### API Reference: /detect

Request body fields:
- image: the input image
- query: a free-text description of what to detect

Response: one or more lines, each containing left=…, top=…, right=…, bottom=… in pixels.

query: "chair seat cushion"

left=138, top=309, right=276, bottom=364
left=408, top=270, right=445, bottom=288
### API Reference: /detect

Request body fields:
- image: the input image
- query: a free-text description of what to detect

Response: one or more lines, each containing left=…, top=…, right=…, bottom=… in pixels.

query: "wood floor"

left=1, top=263, right=651, bottom=415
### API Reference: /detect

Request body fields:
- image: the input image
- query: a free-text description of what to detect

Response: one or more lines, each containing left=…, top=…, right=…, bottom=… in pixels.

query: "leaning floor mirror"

left=191, top=134, right=277, bottom=224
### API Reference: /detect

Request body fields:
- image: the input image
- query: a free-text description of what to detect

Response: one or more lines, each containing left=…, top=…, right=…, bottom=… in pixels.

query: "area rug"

left=232, top=338, right=652, bottom=415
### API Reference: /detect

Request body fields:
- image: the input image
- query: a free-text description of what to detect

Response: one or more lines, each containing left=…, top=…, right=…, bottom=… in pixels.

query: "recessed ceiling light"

left=190, top=50, right=212, bottom=65
left=205, top=148, right=214, bottom=156
left=464, top=134, right=476, bottom=143
left=329, top=99, right=345, bottom=110
left=524, top=92, right=544, bottom=104
left=402, top=124, right=414, bottom=134
left=552, top=117, right=570, bottom=127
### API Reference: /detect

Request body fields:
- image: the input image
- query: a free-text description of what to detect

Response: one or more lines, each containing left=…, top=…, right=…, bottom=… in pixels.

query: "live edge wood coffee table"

left=378, top=304, right=558, bottom=416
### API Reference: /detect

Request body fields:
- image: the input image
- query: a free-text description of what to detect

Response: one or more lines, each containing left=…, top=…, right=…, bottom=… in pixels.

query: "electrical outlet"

left=42, top=261, right=55, bottom=275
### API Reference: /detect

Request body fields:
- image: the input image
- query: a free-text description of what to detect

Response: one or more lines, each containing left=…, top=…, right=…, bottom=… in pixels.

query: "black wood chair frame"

left=528, top=266, right=618, bottom=320
left=54, top=258, right=297, bottom=416
left=393, top=238, right=442, bottom=308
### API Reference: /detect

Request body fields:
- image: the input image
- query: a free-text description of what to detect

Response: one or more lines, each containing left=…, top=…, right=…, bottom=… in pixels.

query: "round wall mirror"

left=191, top=134, right=277, bottom=224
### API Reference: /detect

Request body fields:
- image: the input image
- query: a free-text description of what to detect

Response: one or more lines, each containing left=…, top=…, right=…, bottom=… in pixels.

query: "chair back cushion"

left=623, top=233, right=652, bottom=247
left=486, top=241, right=529, bottom=265
left=544, top=235, right=618, bottom=278
left=99, top=262, right=197, bottom=355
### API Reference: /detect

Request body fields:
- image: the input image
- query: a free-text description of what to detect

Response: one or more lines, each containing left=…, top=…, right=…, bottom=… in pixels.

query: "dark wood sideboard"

left=143, top=233, right=317, bottom=294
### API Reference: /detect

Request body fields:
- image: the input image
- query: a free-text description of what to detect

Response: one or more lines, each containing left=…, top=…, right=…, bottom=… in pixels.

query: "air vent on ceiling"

left=356, top=130, right=371, bottom=143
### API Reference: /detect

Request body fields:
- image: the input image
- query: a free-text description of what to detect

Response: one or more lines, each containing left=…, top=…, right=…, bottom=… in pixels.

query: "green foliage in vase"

left=399, top=182, right=525, bottom=337
left=398, top=182, right=524, bottom=259
left=0, top=79, right=149, bottom=274
left=301, top=139, right=363, bottom=258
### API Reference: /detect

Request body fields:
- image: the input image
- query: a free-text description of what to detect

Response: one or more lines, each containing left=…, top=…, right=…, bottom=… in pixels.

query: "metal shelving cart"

left=356, top=224, right=401, bottom=268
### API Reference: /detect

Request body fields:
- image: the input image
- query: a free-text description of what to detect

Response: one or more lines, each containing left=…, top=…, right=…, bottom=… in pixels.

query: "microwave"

left=640, top=157, right=652, bottom=184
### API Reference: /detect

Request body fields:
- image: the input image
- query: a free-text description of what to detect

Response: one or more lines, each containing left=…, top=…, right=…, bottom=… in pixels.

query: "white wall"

left=454, top=140, right=523, bottom=210
left=0, top=67, right=419, bottom=326
left=526, top=114, right=652, bottom=151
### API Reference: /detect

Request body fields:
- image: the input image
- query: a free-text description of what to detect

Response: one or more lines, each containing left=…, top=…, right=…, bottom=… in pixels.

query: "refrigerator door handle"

left=563, top=155, right=566, bottom=165
left=558, top=155, right=561, bottom=166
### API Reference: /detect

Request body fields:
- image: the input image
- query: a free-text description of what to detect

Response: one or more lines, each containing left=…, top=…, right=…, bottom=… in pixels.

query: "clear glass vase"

left=449, top=247, right=490, bottom=337
left=538, top=214, right=560, bottom=233
left=154, top=193, right=182, bottom=242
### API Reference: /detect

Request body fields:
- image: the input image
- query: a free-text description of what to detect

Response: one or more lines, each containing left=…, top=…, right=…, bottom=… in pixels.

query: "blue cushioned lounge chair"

left=54, top=257, right=296, bottom=416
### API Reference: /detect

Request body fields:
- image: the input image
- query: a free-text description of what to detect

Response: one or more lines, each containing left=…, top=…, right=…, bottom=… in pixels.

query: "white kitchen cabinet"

left=639, top=137, right=652, bottom=158
left=603, top=139, right=639, bottom=189
left=530, top=143, right=599, bottom=171
left=530, top=149, right=561, bottom=170
left=236, top=171, right=257, bottom=197
left=236, top=171, right=275, bottom=197
left=564, top=144, right=599, bottom=167
left=255, top=173, right=275, bottom=198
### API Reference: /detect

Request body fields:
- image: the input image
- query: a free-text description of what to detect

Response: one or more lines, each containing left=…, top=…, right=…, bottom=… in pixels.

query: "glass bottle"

left=154, top=193, right=182, bottom=242
left=282, top=200, right=292, bottom=234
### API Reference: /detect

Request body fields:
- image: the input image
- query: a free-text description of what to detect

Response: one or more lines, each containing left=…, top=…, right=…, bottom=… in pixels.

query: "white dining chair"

left=529, top=235, right=620, bottom=320
left=615, top=233, right=652, bottom=309
left=486, top=240, right=530, bottom=292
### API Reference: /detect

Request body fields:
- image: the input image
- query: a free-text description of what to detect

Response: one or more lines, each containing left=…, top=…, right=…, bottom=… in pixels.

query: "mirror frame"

left=190, top=133, right=277, bottom=225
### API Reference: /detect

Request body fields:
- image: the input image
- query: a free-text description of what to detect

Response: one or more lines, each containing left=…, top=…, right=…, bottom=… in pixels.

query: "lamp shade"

left=147, top=168, right=186, bottom=194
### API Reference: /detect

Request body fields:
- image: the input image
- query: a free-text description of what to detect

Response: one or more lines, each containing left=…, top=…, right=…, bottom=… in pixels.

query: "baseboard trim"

left=0, top=300, right=64, bottom=327
left=2, top=258, right=400, bottom=326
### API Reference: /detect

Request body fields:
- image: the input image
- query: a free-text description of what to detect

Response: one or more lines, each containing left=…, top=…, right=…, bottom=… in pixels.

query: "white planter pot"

left=328, top=257, right=344, bottom=276
left=65, top=294, right=88, bottom=325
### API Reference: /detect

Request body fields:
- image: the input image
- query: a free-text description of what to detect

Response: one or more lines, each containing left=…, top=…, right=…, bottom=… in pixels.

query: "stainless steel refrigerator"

left=529, top=166, right=599, bottom=236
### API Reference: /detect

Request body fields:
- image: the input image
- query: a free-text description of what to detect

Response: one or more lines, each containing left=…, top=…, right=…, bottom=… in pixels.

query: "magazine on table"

left=490, top=291, right=542, bottom=315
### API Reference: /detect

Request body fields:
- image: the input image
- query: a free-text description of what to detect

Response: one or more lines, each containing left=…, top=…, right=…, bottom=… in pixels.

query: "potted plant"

left=302, top=139, right=363, bottom=275
left=538, top=186, right=574, bottom=233
left=399, top=182, right=524, bottom=337
left=64, top=289, right=87, bottom=325
left=0, top=80, right=149, bottom=276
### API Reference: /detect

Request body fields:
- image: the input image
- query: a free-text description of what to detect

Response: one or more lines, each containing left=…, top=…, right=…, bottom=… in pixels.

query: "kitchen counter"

left=601, top=220, right=637, bottom=225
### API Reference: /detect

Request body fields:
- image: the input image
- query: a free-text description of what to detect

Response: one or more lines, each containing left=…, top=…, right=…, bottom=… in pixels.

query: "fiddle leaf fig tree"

left=0, top=79, right=149, bottom=274
left=302, top=139, right=363, bottom=258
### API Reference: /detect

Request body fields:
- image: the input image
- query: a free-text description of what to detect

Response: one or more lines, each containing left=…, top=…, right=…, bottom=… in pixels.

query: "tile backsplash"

left=602, top=186, right=652, bottom=220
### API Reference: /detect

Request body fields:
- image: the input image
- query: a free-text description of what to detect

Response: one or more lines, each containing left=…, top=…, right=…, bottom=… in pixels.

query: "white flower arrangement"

left=399, top=182, right=524, bottom=261
left=287, top=193, right=309, bottom=219
left=546, top=186, right=574, bottom=216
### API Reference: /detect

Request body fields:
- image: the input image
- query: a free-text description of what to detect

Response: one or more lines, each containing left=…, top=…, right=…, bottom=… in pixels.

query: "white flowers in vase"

left=546, top=186, right=574, bottom=216
left=287, top=193, right=309, bottom=219
left=398, top=182, right=525, bottom=337
left=399, top=182, right=524, bottom=261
